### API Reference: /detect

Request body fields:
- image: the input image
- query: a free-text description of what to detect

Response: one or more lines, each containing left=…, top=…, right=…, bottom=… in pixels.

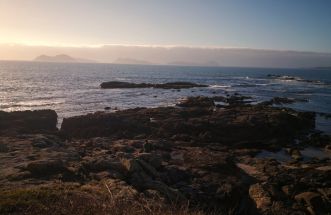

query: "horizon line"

left=1, top=42, right=331, bottom=55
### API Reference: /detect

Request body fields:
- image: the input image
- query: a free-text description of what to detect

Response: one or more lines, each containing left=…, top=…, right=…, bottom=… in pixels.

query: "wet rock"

left=100, top=81, right=151, bottom=88
left=260, top=97, right=308, bottom=106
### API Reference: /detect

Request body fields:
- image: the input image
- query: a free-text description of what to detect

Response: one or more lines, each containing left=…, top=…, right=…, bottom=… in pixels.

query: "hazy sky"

left=1, top=0, right=331, bottom=52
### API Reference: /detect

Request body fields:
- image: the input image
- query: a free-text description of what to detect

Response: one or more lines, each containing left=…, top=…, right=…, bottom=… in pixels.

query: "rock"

left=137, top=159, right=159, bottom=178
left=25, top=159, right=66, bottom=177
left=60, top=109, right=152, bottom=138
left=0, top=110, right=58, bottom=135
left=7, top=171, right=31, bottom=181
left=136, top=153, right=163, bottom=170
left=177, top=96, right=215, bottom=108
left=144, top=180, right=186, bottom=202
left=0, top=97, right=327, bottom=214
left=162, top=166, right=190, bottom=185
left=260, top=97, right=308, bottom=106
left=100, top=81, right=151, bottom=89
left=0, top=143, right=8, bottom=152
left=143, top=140, right=153, bottom=152
left=61, top=97, right=315, bottom=146
left=281, top=185, right=294, bottom=196
left=287, top=148, right=303, bottom=161
left=82, top=159, right=124, bottom=173
left=121, top=159, right=143, bottom=174
left=226, top=95, right=253, bottom=105
left=295, top=192, right=324, bottom=215
left=249, top=183, right=272, bottom=211
left=100, top=81, right=207, bottom=89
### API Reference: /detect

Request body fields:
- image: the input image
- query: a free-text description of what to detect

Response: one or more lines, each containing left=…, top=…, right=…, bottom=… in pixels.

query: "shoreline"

left=1, top=95, right=330, bottom=214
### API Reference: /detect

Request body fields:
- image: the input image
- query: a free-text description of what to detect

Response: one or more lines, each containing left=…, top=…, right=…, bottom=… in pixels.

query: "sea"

left=1, top=61, right=331, bottom=133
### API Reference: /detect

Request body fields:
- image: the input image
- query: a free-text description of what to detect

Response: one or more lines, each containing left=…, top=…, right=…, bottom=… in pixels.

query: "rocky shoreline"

left=0, top=95, right=330, bottom=215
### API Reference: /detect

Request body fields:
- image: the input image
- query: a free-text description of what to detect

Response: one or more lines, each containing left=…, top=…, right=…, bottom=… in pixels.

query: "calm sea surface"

left=1, top=61, right=331, bottom=133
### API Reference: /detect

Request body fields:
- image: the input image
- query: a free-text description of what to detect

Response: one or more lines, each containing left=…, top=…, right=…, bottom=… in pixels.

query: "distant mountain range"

left=2, top=44, right=326, bottom=68
left=34, top=54, right=96, bottom=63
left=113, top=58, right=154, bottom=65
left=314, top=66, right=331, bottom=70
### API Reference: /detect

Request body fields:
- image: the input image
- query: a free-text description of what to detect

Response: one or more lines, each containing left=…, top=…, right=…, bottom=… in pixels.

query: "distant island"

left=34, top=54, right=96, bottom=63
left=113, top=58, right=154, bottom=65
left=168, top=60, right=219, bottom=67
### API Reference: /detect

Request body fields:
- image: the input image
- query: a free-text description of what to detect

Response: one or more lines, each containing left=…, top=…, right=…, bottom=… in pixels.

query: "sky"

left=1, top=0, right=331, bottom=53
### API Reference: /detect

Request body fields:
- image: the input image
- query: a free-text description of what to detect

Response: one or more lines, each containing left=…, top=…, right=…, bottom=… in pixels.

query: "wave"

left=209, top=84, right=231, bottom=88
left=267, top=74, right=328, bottom=85
left=0, top=99, right=65, bottom=109
left=233, top=83, right=270, bottom=88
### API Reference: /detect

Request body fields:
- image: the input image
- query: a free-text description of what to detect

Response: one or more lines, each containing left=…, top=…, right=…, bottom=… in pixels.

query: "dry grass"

left=0, top=183, right=226, bottom=215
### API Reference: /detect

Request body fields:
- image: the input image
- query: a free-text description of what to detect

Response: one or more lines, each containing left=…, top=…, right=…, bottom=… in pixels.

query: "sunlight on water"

left=0, top=61, right=331, bottom=131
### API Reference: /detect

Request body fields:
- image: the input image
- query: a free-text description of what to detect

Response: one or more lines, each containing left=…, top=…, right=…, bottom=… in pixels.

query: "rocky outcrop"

left=176, top=96, right=215, bottom=107
left=61, top=97, right=315, bottom=149
left=0, top=110, right=58, bottom=135
left=260, top=97, right=308, bottom=106
left=1, top=96, right=329, bottom=215
left=100, top=81, right=207, bottom=89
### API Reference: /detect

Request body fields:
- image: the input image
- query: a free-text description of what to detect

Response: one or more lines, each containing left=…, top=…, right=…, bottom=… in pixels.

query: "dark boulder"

left=25, top=159, right=66, bottom=177
left=100, top=81, right=207, bottom=89
left=0, top=110, right=58, bottom=135
left=100, top=81, right=151, bottom=89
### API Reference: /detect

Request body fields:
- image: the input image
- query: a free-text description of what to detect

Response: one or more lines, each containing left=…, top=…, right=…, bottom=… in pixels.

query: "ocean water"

left=0, top=61, right=331, bottom=133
